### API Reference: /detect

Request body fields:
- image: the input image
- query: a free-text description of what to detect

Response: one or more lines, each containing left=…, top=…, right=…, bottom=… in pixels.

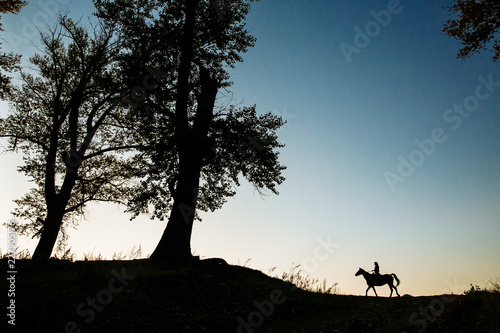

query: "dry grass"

left=269, top=263, right=340, bottom=295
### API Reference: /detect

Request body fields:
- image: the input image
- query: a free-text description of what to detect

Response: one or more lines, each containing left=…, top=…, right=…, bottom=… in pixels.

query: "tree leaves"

left=443, top=0, right=500, bottom=61
left=0, top=0, right=27, bottom=98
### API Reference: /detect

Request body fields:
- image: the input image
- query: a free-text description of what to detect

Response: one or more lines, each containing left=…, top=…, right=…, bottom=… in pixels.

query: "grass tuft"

left=273, top=263, right=340, bottom=294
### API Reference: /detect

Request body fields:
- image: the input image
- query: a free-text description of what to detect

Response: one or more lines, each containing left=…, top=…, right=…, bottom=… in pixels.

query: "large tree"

left=443, top=0, right=500, bottom=62
left=0, top=0, right=27, bottom=98
left=94, top=0, right=286, bottom=263
left=0, top=16, right=143, bottom=260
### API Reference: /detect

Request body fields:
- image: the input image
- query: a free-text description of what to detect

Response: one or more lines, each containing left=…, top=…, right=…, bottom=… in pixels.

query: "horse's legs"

left=389, top=277, right=401, bottom=297
left=393, top=285, right=401, bottom=297
left=366, top=285, right=378, bottom=296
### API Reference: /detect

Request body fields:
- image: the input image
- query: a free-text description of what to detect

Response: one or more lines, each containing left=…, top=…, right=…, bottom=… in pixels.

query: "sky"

left=1, top=0, right=499, bottom=296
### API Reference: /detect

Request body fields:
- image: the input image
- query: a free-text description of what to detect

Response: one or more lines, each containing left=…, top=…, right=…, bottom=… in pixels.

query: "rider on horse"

left=373, top=262, right=380, bottom=275
left=355, top=265, right=401, bottom=297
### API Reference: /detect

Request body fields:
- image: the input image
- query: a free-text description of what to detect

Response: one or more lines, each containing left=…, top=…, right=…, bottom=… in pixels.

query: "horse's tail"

left=392, top=273, right=400, bottom=286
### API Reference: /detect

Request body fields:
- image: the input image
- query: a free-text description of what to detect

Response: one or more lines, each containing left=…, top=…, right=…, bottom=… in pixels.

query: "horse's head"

left=355, top=267, right=364, bottom=276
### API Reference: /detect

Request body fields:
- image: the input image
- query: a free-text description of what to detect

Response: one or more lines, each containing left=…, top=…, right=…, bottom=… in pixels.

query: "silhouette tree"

left=0, top=0, right=27, bottom=98
left=0, top=16, right=144, bottom=260
left=443, top=0, right=500, bottom=62
left=94, top=0, right=286, bottom=263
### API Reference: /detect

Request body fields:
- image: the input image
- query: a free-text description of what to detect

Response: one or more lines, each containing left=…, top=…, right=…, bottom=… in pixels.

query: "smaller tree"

left=0, top=0, right=27, bottom=98
left=1, top=16, right=143, bottom=260
left=443, top=0, right=500, bottom=62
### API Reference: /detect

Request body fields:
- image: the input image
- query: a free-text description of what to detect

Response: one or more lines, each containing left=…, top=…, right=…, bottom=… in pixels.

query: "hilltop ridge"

left=1, top=258, right=498, bottom=332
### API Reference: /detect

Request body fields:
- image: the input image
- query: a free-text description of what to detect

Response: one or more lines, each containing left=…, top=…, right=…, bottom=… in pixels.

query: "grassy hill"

left=1, top=258, right=499, bottom=332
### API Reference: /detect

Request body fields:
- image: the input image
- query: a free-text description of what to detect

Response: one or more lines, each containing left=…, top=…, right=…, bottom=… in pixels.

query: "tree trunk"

left=150, top=67, right=218, bottom=264
left=150, top=0, right=219, bottom=264
left=33, top=155, right=79, bottom=260
left=150, top=157, right=201, bottom=263
left=32, top=208, right=65, bottom=260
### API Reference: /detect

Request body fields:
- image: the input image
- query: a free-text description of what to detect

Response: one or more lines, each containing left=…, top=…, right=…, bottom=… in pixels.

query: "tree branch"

left=83, top=144, right=147, bottom=160
left=0, top=133, right=50, bottom=152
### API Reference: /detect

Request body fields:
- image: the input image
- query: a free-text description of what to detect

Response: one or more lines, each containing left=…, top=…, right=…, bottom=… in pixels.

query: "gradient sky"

left=1, top=0, right=499, bottom=296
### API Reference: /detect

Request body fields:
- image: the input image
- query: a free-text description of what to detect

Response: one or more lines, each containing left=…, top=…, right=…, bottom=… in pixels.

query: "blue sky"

left=1, top=0, right=499, bottom=296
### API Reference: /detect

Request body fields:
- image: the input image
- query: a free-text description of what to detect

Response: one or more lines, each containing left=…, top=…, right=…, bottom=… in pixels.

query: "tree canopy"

left=0, top=0, right=27, bottom=98
left=443, top=0, right=500, bottom=61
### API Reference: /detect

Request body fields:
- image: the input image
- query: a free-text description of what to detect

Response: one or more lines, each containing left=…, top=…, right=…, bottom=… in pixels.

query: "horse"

left=355, top=267, right=401, bottom=297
